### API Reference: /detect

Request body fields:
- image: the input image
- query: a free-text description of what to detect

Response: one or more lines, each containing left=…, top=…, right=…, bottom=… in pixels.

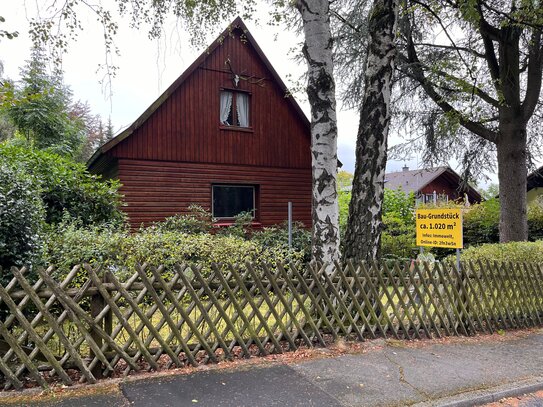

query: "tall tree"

left=296, top=0, right=341, bottom=264
left=396, top=0, right=543, bottom=242
left=1, top=47, right=86, bottom=158
left=342, top=0, right=399, bottom=262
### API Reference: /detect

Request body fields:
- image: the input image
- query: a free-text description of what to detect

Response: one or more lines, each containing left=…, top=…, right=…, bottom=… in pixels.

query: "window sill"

left=219, top=125, right=254, bottom=133
left=213, top=221, right=262, bottom=228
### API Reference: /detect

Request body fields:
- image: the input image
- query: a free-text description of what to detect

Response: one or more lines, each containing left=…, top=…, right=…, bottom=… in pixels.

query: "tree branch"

left=475, top=2, right=501, bottom=87
left=330, top=9, right=362, bottom=33
left=521, top=30, right=543, bottom=123
left=424, top=66, right=501, bottom=108
left=411, top=0, right=478, bottom=84
left=413, top=42, right=486, bottom=58
left=400, top=17, right=498, bottom=144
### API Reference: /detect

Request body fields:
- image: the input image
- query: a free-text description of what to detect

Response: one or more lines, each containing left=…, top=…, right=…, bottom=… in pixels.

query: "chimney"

left=402, top=165, right=409, bottom=172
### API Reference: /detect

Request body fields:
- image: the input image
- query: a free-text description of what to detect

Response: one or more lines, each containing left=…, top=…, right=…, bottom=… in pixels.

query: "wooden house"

left=88, top=18, right=312, bottom=228
left=527, top=166, right=543, bottom=204
left=385, top=166, right=482, bottom=204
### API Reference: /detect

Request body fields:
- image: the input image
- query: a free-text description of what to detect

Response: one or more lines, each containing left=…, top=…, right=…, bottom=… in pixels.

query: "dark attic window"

left=219, top=90, right=250, bottom=128
left=212, top=184, right=255, bottom=219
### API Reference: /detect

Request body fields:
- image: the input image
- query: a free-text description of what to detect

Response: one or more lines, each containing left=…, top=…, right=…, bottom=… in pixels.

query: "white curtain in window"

left=237, top=93, right=250, bottom=127
left=220, top=91, right=233, bottom=125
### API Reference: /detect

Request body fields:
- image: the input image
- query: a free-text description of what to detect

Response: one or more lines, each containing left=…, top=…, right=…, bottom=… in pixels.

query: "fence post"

left=89, top=268, right=112, bottom=378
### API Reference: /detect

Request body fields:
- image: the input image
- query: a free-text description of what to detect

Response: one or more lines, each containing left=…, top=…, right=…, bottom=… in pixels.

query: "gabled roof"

left=385, top=166, right=449, bottom=193
left=88, top=17, right=309, bottom=169
left=527, top=165, right=543, bottom=190
left=385, top=166, right=482, bottom=201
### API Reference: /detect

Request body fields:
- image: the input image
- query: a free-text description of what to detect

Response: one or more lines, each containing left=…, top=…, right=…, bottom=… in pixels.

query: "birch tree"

left=342, top=0, right=399, bottom=262
left=296, top=0, right=341, bottom=264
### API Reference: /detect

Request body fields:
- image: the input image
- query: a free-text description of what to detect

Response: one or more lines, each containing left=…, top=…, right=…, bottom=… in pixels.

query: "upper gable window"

left=220, top=90, right=250, bottom=128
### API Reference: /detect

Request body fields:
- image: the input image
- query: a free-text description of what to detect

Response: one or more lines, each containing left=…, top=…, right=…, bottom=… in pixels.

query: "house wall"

left=108, top=29, right=311, bottom=170
left=419, top=177, right=478, bottom=202
left=118, top=159, right=312, bottom=228
left=96, top=27, right=314, bottom=228
left=528, top=188, right=543, bottom=205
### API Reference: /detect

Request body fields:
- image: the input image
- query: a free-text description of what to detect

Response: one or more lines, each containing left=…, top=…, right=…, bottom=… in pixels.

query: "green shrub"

left=453, top=240, right=543, bottom=265
left=338, top=189, right=351, bottom=237
left=528, top=202, right=543, bottom=241
left=150, top=205, right=213, bottom=234
left=251, top=221, right=311, bottom=263
left=217, top=211, right=254, bottom=239
left=381, top=214, right=417, bottom=260
left=44, top=220, right=308, bottom=282
left=0, top=144, right=124, bottom=226
left=0, top=161, right=44, bottom=281
left=462, top=198, right=543, bottom=245
left=383, top=188, right=415, bottom=223
left=463, top=198, right=500, bottom=246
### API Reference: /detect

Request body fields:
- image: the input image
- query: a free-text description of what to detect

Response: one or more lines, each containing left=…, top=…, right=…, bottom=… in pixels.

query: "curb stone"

left=412, top=376, right=543, bottom=407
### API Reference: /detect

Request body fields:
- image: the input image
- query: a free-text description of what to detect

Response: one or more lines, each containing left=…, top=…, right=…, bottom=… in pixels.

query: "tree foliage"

left=0, top=48, right=86, bottom=158
left=0, top=160, right=44, bottom=275
left=0, top=144, right=124, bottom=226
left=392, top=0, right=543, bottom=242
left=0, top=16, right=18, bottom=41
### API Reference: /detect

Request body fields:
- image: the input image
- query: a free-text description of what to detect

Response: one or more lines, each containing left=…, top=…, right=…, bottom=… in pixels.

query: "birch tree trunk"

left=296, top=0, right=341, bottom=265
left=343, top=0, right=399, bottom=263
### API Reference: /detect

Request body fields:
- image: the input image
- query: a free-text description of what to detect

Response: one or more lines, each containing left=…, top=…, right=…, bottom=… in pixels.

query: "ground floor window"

left=212, top=184, right=256, bottom=219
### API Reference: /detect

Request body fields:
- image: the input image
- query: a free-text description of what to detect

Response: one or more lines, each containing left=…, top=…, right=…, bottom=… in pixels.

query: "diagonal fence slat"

left=0, top=260, right=542, bottom=390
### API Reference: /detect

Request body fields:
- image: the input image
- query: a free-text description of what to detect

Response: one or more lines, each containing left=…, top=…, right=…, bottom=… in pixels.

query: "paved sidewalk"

left=4, top=329, right=543, bottom=407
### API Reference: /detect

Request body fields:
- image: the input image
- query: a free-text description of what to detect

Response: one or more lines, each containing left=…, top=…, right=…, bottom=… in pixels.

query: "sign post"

left=415, top=208, right=463, bottom=269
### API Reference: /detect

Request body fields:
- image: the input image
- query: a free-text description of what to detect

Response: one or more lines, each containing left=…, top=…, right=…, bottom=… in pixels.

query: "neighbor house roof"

left=384, top=166, right=482, bottom=201
left=87, top=17, right=310, bottom=169
left=527, top=165, right=543, bottom=190
left=385, top=166, right=449, bottom=193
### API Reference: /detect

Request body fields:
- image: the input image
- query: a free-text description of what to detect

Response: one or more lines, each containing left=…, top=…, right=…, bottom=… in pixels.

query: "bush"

left=452, top=240, right=543, bottom=265
left=528, top=202, right=543, bottom=241
left=463, top=198, right=500, bottom=246
left=0, top=161, right=44, bottom=281
left=462, top=198, right=543, bottom=245
left=383, top=188, right=415, bottom=222
left=251, top=221, right=312, bottom=263
left=0, top=144, right=124, bottom=226
left=150, top=205, right=213, bottom=234
left=44, top=219, right=309, bottom=282
left=338, top=189, right=351, bottom=237
left=380, top=190, right=417, bottom=260
left=381, top=214, right=416, bottom=260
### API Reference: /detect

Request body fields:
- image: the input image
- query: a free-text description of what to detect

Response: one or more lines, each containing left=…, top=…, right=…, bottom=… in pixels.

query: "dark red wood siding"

left=118, top=159, right=312, bottom=228
left=420, top=175, right=479, bottom=202
left=93, top=24, right=314, bottom=228
left=108, top=29, right=311, bottom=170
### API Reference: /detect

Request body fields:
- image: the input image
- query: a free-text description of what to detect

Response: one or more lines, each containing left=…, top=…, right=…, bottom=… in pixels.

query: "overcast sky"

left=1, top=2, right=477, bottom=181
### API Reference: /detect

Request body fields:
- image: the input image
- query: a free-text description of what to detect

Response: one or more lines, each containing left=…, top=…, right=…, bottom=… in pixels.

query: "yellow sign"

left=416, top=208, right=463, bottom=249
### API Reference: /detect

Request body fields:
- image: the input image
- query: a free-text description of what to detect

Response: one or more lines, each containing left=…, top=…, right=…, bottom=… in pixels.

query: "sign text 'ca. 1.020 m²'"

left=415, top=208, right=463, bottom=249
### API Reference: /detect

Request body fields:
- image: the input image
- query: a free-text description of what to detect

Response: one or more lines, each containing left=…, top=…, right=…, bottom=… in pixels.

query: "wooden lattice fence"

left=0, top=260, right=542, bottom=390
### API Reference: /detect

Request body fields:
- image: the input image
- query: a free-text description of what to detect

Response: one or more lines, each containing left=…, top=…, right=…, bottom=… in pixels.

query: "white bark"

left=296, top=0, right=340, bottom=266
left=343, top=0, right=399, bottom=262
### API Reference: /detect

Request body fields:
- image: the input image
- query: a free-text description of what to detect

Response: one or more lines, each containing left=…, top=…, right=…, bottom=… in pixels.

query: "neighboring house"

left=527, top=166, right=543, bottom=204
left=385, top=166, right=482, bottom=204
left=88, top=18, right=312, bottom=228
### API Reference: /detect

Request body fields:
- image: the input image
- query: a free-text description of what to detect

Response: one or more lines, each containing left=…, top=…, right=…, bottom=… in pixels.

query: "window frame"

left=211, top=184, right=257, bottom=220
left=219, top=88, right=253, bottom=131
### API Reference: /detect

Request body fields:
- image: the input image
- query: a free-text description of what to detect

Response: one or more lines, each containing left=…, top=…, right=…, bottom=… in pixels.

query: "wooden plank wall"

left=420, top=175, right=479, bottom=202
left=109, top=29, right=311, bottom=170
left=118, top=159, right=312, bottom=228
